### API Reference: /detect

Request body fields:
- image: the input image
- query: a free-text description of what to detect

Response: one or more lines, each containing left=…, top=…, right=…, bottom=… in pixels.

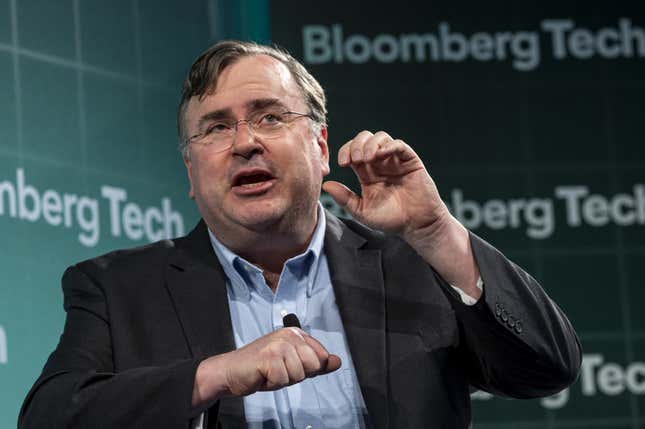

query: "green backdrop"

left=0, top=1, right=208, bottom=427
left=2, top=1, right=644, bottom=428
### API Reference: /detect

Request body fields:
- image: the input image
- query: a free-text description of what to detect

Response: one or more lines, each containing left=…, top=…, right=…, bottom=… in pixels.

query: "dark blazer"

left=19, top=212, right=581, bottom=429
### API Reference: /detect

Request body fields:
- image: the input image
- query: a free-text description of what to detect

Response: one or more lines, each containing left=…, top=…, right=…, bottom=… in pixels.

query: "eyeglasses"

left=186, top=109, right=314, bottom=153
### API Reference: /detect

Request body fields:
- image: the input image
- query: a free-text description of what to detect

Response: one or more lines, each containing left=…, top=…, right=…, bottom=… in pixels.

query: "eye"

left=205, top=122, right=232, bottom=135
left=259, top=112, right=284, bottom=125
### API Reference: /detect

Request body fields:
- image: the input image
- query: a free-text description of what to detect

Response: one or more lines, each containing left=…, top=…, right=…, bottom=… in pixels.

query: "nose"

left=231, top=120, right=263, bottom=158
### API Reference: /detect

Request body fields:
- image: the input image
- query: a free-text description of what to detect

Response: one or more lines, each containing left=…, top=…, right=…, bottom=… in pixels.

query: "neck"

left=237, top=234, right=312, bottom=274
left=262, top=271, right=281, bottom=293
left=208, top=206, right=320, bottom=276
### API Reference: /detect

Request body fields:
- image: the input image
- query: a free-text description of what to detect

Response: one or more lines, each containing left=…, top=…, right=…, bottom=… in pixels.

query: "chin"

left=231, top=204, right=287, bottom=231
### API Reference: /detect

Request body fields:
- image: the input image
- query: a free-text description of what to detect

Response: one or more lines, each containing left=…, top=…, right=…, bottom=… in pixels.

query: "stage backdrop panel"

left=266, top=1, right=645, bottom=428
left=0, top=1, right=212, bottom=427
left=2, top=1, right=644, bottom=428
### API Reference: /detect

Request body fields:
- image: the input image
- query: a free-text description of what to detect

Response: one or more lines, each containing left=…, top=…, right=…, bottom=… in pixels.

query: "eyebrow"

left=245, top=98, right=288, bottom=112
left=196, top=98, right=290, bottom=131
left=196, top=108, right=233, bottom=132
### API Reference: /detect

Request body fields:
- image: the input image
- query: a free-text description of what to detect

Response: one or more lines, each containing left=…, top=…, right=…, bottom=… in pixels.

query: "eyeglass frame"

left=184, top=110, right=316, bottom=152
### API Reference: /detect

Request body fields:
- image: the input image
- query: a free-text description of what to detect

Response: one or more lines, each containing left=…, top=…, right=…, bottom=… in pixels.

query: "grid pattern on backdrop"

left=325, top=88, right=645, bottom=429
left=0, top=1, right=209, bottom=428
left=321, top=65, right=645, bottom=429
left=428, top=71, right=645, bottom=429
left=1, top=1, right=645, bottom=429
left=0, top=0, right=213, bottom=183
left=266, top=2, right=645, bottom=427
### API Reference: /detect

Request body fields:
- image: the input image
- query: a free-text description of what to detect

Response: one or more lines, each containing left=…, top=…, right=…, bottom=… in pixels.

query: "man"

left=19, top=41, right=581, bottom=429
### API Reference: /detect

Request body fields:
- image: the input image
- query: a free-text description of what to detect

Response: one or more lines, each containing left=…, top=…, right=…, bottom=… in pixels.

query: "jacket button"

left=501, top=310, right=508, bottom=322
left=508, top=316, right=516, bottom=327
left=514, top=321, right=523, bottom=334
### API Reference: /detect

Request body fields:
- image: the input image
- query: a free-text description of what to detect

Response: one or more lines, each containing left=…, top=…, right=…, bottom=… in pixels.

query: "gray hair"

left=177, top=40, right=328, bottom=159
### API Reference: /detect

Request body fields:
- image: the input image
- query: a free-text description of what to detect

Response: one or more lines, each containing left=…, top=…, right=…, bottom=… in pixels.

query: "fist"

left=193, top=328, right=341, bottom=406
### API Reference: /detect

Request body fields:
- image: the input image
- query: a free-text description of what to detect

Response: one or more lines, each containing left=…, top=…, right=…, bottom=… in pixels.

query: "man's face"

left=183, top=54, right=330, bottom=239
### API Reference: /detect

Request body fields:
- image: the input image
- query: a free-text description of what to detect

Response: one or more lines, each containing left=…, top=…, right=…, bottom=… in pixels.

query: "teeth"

left=240, top=181, right=267, bottom=188
left=236, top=174, right=272, bottom=187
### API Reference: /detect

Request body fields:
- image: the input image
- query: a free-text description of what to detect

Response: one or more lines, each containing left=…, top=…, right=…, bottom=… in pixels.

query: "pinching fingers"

left=364, top=131, right=393, bottom=162
left=340, top=131, right=402, bottom=166
left=338, top=130, right=372, bottom=165
left=373, top=138, right=414, bottom=162
left=349, top=130, right=374, bottom=163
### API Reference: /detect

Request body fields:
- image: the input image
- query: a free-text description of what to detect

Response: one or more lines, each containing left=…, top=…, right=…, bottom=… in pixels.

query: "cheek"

left=301, top=146, right=326, bottom=180
left=191, top=157, right=226, bottom=196
left=292, top=156, right=324, bottom=191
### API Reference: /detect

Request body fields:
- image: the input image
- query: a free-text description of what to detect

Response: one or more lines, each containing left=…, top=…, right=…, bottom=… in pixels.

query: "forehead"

left=185, top=54, right=303, bottom=122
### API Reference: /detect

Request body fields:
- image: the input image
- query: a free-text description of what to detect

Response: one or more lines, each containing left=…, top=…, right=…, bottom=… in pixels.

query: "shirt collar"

left=208, top=203, right=327, bottom=300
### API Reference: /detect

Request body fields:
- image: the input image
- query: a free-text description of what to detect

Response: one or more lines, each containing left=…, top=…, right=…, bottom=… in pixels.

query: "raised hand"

left=322, top=130, right=481, bottom=296
left=322, top=130, right=448, bottom=239
left=192, top=327, right=341, bottom=410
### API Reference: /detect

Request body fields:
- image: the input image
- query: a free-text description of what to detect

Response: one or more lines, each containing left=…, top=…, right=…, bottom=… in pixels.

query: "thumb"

left=322, top=181, right=362, bottom=218
left=323, top=354, right=342, bottom=374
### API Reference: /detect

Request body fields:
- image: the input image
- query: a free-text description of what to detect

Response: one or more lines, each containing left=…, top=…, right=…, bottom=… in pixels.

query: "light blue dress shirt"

left=208, top=206, right=370, bottom=429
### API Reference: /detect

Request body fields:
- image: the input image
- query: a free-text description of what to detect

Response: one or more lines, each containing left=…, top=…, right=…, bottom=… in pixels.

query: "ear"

left=317, top=126, right=330, bottom=176
left=183, top=156, right=195, bottom=199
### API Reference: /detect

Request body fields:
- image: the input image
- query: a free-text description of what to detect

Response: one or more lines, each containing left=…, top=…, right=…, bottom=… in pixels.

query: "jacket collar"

left=166, top=214, right=389, bottom=428
left=166, top=220, right=244, bottom=428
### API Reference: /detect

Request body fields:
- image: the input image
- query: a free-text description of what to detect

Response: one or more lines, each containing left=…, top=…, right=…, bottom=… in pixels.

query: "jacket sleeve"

left=444, top=232, right=582, bottom=399
left=18, top=265, right=203, bottom=429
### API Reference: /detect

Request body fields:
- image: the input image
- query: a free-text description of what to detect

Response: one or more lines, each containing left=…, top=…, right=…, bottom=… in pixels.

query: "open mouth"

left=231, top=169, right=276, bottom=192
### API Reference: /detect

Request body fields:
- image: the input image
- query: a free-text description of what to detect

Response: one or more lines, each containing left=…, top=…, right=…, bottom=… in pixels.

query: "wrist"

left=192, top=353, right=232, bottom=411
left=402, top=211, right=481, bottom=295
left=401, top=206, right=458, bottom=255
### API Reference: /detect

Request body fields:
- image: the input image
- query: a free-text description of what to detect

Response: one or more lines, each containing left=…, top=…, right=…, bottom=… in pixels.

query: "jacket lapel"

left=165, top=220, right=245, bottom=429
left=324, top=213, right=389, bottom=429
left=165, top=216, right=389, bottom=428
